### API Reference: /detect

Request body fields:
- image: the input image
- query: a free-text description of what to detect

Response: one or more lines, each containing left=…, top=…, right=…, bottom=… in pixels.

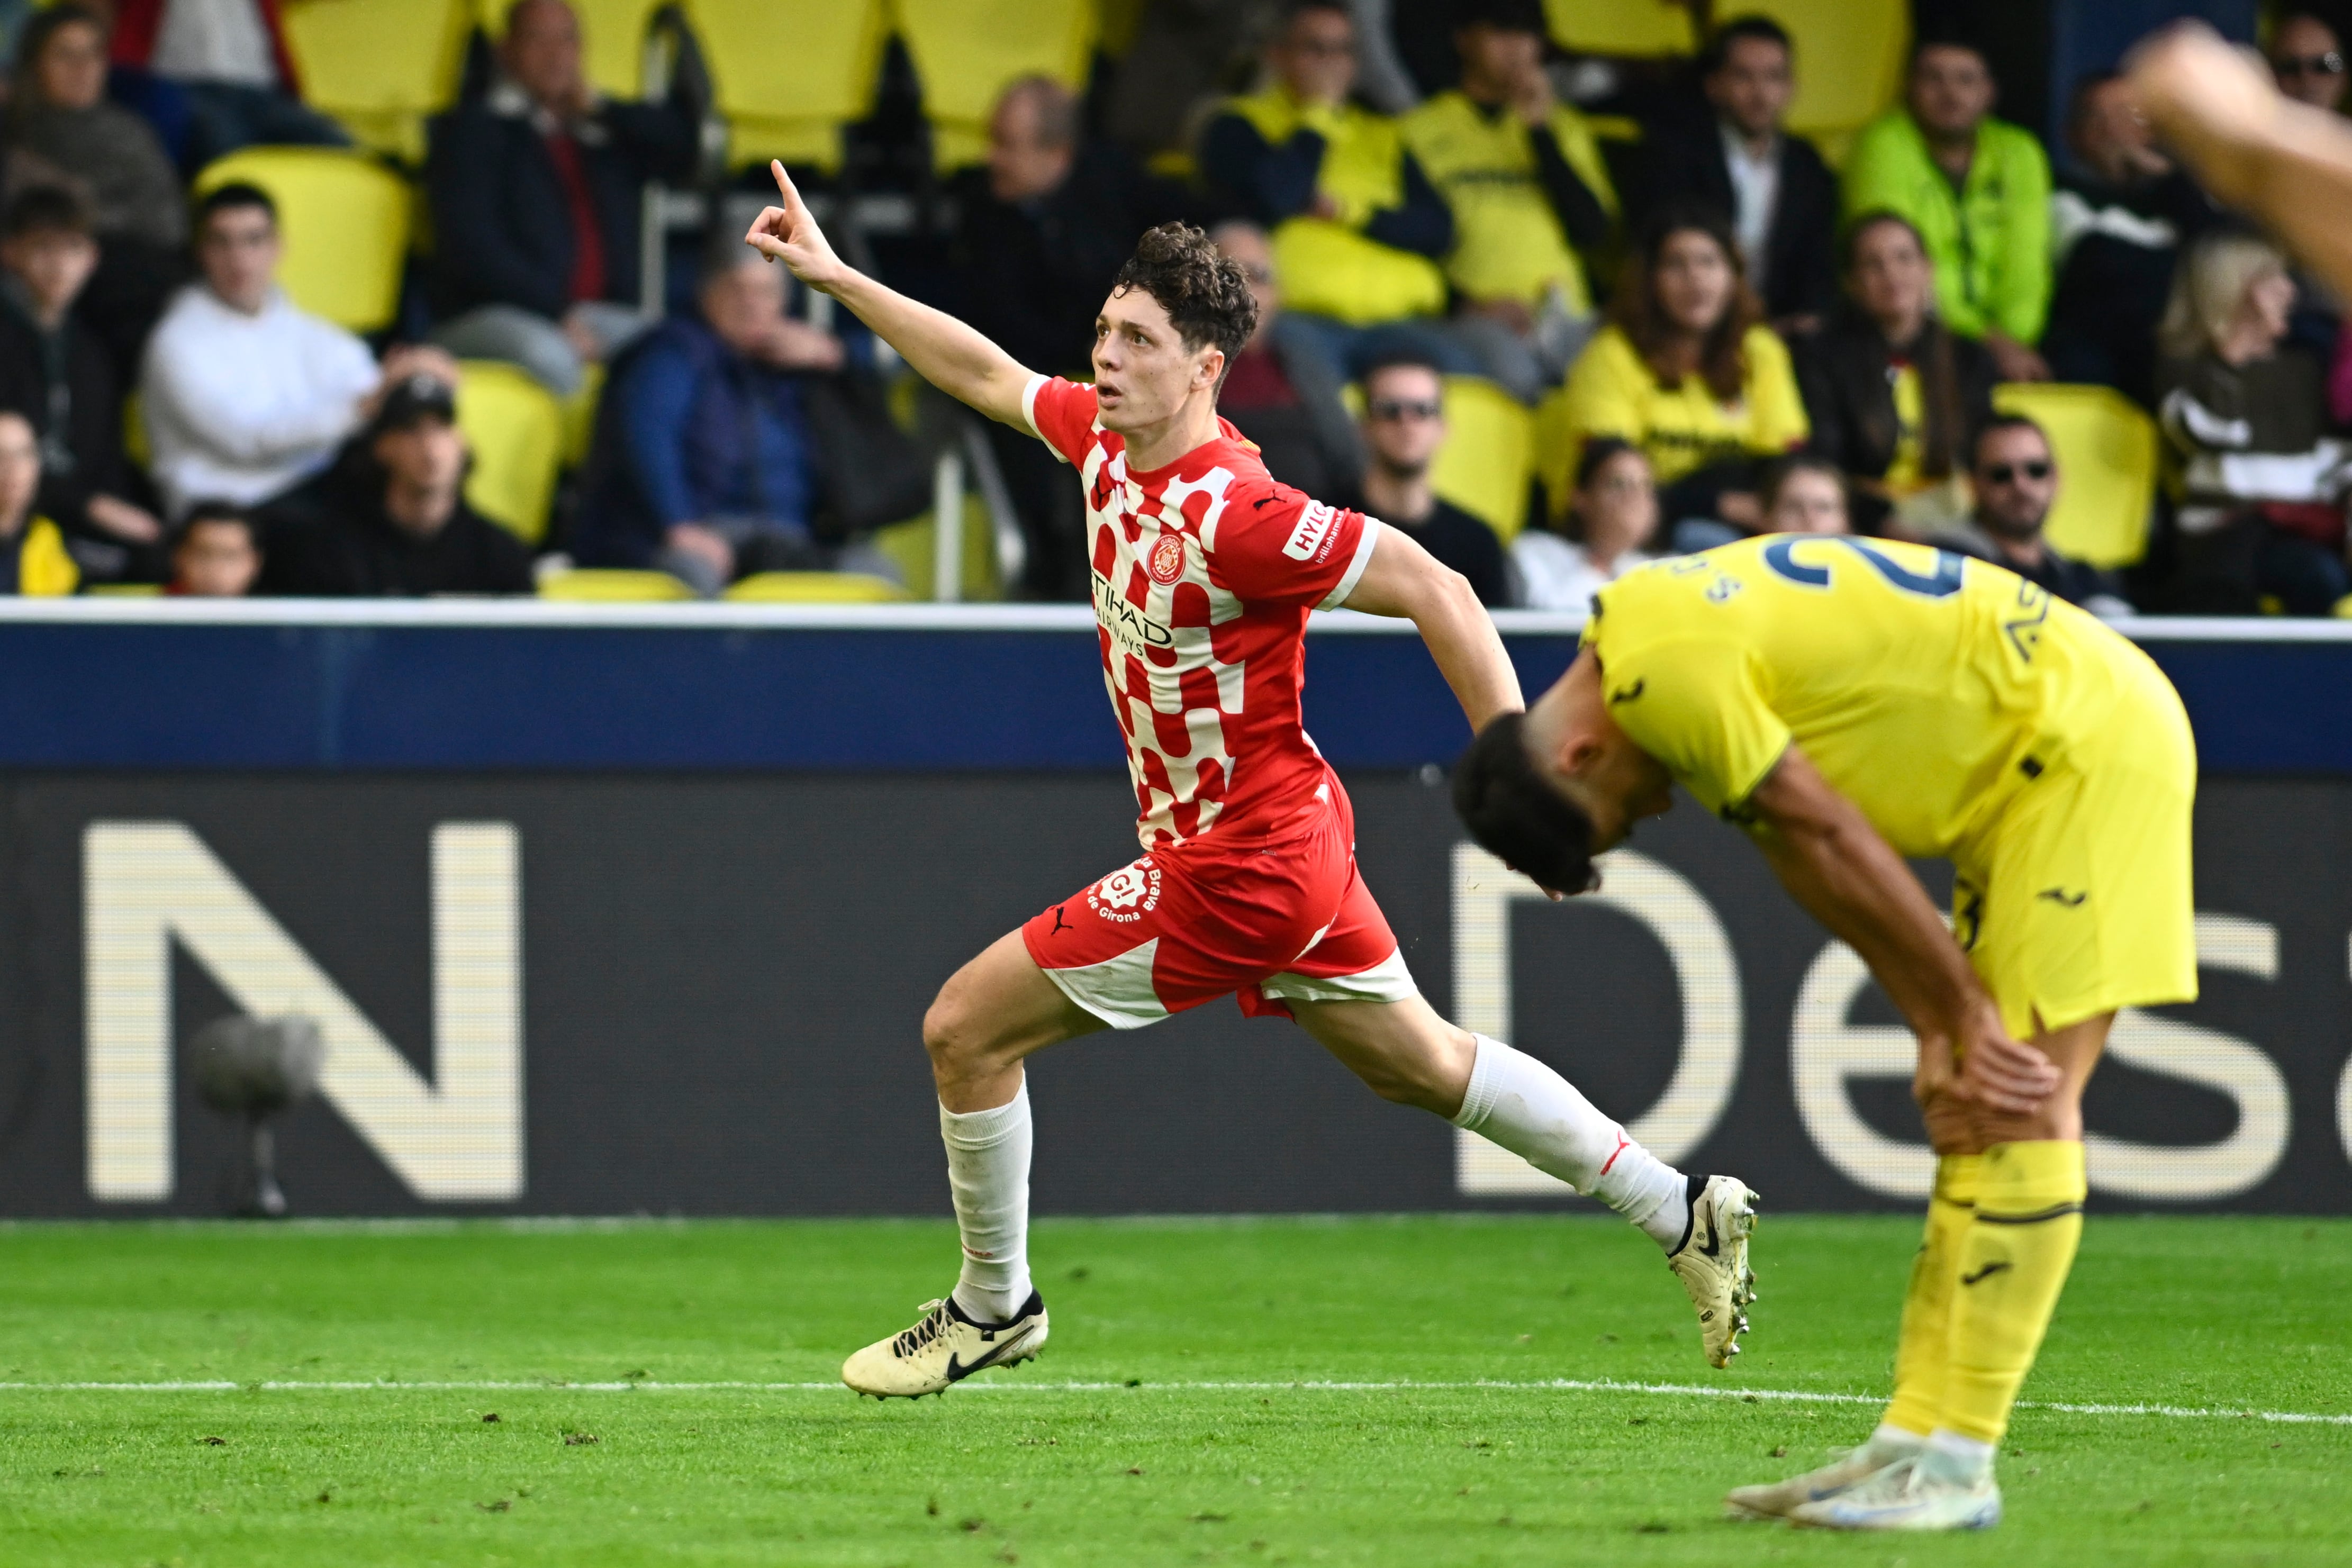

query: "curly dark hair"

left=1608, top=203, right=1763, bottom=404
left=1109, top=223, right=1259, bottom=376
left=1453, top=712, right=1601, bottom=896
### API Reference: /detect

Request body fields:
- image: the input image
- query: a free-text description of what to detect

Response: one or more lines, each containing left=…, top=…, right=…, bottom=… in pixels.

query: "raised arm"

left=2129, top=23, right=2352, bottom=309
left=745, top=161, right=1033, bottom=430
left=1748, top=745, right=2060, bottom=1117
left=1341, top=524, right=1524, bottom=732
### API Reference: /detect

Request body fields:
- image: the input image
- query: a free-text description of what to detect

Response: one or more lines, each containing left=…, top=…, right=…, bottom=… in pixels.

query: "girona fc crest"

left=1147, top=532, right=1186, bottom=584
left=1087, top=858, right=1163, bottom=923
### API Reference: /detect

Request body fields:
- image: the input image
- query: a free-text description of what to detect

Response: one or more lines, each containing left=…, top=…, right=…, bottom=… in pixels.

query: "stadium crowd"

left=0, top=0, right=2341, bottom=617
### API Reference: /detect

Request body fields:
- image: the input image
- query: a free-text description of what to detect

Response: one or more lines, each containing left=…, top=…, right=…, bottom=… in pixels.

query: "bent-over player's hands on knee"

left=745, top=159, right=847, bottom=293
left=1950, top=1008, right=2063, bottom=1115
left=1911, top=1039, right=1977, bottom=1153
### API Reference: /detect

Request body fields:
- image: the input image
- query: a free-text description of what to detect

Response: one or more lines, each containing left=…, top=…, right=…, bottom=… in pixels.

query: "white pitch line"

left=1, top=1376, right=2344, bottom=1426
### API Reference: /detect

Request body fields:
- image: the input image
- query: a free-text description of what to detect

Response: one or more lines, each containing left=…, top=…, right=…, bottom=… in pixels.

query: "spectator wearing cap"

left=0, top=407, right=73, bottom=594
left=575, top=241, right=896, bottom=597
left=951, top=72, right=1191, bottom=597
left=1636, top=15, right=1840, bottom=334
left=424, top=0, right=696, bottom=395
left=1929, top=415, right=2131, bottom=617
left=1198, top=3, right=1473, bottom=389
left=105, top=0, right=346, bottom=160
left=2043, top=70, right=2215, bottom=407
left=140, top=182, right=455, bottom=520
left=262, top=374, right=534, bottom=596
left=165, top=501, right=259, bottom=595
left=1400, top=0, right=1617, bottom=402
left=1793, top=211, right=1994, bottom=536
left=7, top=4, right=189, bottom=372
left=0, top=184, right=163, bottom=581
left=1842, top=37, right=2052, bottom=384
left=1346, top=355, right=1509, bottom=605
left=1512, top=437, right=1656, bottom=612
left=1210, top=221, right=1365, bottom=502
left=2270, top=13, right=2347, bottom=112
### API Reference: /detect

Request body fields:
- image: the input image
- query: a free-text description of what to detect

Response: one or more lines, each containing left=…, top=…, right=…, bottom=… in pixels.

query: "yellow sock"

left=1940, top=1140, right=2086, bottom=1444
left=1881, top=1153, right=1982, bottom=1437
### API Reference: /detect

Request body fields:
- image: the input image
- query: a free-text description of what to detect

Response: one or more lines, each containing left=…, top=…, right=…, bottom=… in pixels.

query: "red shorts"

left=1020, top=789, right=1417, bottom=1029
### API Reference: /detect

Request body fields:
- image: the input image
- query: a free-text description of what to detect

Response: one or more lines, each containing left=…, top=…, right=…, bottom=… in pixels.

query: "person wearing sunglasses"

left=2268, top=12, right=2347, bottom=112
left=1926, top=415, right=2131, bottom=616
left=1350, top=356, right=1511, bottom=605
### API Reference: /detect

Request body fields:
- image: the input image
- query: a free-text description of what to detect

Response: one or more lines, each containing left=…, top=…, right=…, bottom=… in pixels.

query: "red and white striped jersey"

left=1024, top=375, right=1382, bottom=850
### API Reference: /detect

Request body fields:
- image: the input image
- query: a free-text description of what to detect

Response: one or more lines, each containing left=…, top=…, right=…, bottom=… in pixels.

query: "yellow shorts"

left=1951, top=647, right=2199, bottom=1039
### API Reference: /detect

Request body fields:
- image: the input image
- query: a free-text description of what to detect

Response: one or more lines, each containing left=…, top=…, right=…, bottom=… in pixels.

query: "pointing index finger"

left=771, top=159, right=806, bottom=216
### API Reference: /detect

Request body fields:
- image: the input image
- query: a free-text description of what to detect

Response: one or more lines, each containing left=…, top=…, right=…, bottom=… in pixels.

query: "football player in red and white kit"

left=746, top=166, right=1759, bottom=1398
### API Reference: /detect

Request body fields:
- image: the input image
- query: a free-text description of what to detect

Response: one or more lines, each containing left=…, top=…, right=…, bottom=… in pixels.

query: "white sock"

left=940, top=1083, right=1033, bottom=1324
left=1869, top=1422, right=1930, bottom=1458
left=1923, top=1428, right=1996, bottom=1484
left=1451, top=1035, right=1689, bottom=1249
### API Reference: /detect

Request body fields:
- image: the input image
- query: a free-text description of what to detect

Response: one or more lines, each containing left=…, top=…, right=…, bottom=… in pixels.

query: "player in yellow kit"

left=1451, top=533, right=2197, bottom=1532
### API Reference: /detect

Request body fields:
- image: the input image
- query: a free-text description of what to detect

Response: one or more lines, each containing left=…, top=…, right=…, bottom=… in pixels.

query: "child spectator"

left=1793, top=211, right=1993, bottom=536
left=0, top=184, right=161, bottom=581
left=1757, top=451, right=1850, bottom=534
left=1843, top=37, right=2052, bottom=384
left=165, top=501, right=259, bottom=595
left=1555, top=205, right=1807, bottom=548
left=1513, top=437, right=1657, bottom=611
left=2156, top=232, right=2350, bottom=615
left=0, top=407, right=72, bottom=593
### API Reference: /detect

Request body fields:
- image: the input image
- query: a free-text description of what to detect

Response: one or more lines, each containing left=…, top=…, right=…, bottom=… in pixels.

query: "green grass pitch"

left=0, top=1214, right=2344, bottom=1566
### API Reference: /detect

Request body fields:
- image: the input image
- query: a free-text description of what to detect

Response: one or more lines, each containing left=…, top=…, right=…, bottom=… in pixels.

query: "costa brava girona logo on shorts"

left=1088, top=858, right=1163, bottom=923
left=1147, top=531, right=1186, bottom=584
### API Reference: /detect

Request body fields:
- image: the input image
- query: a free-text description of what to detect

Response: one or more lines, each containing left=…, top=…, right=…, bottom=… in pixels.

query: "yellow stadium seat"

left=193, top=150, right=412, bottom=333
left=456, top=361, right=565, bottom=545
left=686, top=0, right=890, bottom=171
left=1991, top=383, right=2159, bottom=569
left=281, top=0, right=472, bottom=162
left=86, top=583, right=164, bottom=596
left=1544, top=0, right=1696, bottom=58
left=1430, top=376, right=1536, bottom=541
left=874, top=499, right=999, bottom=600
left=1740, top=0, right=1908, bottom=146
left=562, top=362, right=605, bottom=469
left=123, top=389, right=148, bottom=469
left=723, top=571, right=911, bottom=603
left=474, top=0, right=667, bottom=99
left=538, top=567, right=695, bottom=600
left=892, top=0, right=1096, bottom=170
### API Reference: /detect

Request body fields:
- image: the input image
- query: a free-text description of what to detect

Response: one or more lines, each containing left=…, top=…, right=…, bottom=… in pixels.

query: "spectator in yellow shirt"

left=1552, top=205, right=1808, bottom=550
left=1400, top=0, right=1616, bottom=403
left=0, top=410, right=75, bottom=595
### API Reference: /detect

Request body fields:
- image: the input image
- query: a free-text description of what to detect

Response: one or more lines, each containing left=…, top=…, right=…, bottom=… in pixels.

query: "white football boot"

left=1666, top=1174, right=1759, bottom=1368
left=840, top=1291, right=1049, bottom=1399
left=1787, top=1455, right=2002, bottom=1531
left=1724, top=1433, right=1920, bottom=1520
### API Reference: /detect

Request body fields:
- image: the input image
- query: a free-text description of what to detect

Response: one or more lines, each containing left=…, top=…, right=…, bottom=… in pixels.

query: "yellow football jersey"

left=1580, top=535, right=2172, bottom=857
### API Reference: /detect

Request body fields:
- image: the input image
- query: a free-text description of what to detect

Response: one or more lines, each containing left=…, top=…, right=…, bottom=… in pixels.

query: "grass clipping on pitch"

left=0, top=1214, right=2344, bottom=1566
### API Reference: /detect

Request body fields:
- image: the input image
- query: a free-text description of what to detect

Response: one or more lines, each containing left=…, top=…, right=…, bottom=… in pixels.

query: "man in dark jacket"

left=1638, top=15, right=1839, bottom=332
left=263, top=374, right=536, bottom=596
left=424, top=0, right=695, bottom=394
left=1929, top=415, right=2130, bottom=616
left=0, top=184, right=162, bottom=582
left=573, top=243, right=901, bottom=596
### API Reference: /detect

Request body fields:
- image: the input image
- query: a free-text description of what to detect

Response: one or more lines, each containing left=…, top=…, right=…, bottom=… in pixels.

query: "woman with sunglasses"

left=1793, top=211, right=1995, bottom=537
left=2155, top=230, right=2352, bottom=615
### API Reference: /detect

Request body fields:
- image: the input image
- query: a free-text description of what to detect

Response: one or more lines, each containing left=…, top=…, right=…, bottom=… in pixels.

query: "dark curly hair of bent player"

left=1452, top=711, right=1603, bottom=895
left=1110, top=222, right=1259, bottom=375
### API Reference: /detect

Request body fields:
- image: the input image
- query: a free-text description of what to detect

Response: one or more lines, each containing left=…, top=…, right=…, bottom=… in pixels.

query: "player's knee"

left=921, top=991, right=981, bottom=1070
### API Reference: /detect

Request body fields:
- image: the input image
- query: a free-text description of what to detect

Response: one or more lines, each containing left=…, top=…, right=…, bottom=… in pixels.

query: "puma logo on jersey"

left=1281, top=502, right=1338, bottom=563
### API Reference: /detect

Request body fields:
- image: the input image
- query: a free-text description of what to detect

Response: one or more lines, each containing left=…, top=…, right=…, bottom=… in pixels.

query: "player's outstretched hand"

left=745, top=160, right=849, bottom=294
